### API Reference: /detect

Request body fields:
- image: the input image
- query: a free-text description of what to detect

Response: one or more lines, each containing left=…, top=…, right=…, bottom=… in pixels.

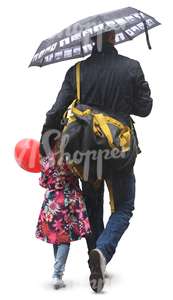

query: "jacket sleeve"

left=39, top=151, right=56, bottom=188
left=132, top=62, right=153, bottom=117
left=40, top=66, right=76, bottom=156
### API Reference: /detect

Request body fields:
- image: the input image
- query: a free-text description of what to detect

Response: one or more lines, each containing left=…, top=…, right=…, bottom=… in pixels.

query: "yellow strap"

left=68, top=106, right=131, bottom=152
left=93, top=114, right=114, bottom=148
left=103, top=116, right=124, bottom=129
left=62, top=63, right=80, bottom=126
left=97, top=115, right=131, bottom=151
left=76, top=63, right=81, bottom=100
left=106, top=179, right=116, bottom=213
left=72, top=106, right=91, bottom=117
left=119, top=127, right=131, bottom=151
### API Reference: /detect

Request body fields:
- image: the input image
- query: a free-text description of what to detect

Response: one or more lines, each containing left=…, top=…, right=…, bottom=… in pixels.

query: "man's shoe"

left=88, top=249, right=106, bottom=293
left=52, top=277, right=65, bottom=289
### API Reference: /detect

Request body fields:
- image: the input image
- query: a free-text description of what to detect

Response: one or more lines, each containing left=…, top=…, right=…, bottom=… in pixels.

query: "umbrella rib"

left=113, top=19, right=133, bottom=41
left=98, top=15, right=133, bottom=42
left=80, top=41, right=85, bottom=57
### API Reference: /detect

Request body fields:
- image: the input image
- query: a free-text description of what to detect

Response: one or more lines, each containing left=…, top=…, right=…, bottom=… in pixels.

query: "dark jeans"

left=82, top=169, right=135, bottom=264
left=82, top=180, right=105, bottom=253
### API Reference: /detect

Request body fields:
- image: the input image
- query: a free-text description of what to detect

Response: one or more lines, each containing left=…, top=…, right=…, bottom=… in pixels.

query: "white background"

left=0, top=0, right=173, bottom=299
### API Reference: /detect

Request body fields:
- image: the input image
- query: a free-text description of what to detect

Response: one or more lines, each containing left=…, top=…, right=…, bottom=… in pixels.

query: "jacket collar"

left=91, top=42, right=118, bottom=56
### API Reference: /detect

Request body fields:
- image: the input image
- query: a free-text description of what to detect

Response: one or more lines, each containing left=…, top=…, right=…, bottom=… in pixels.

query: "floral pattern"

left=35, top=152, right=91, bottom=245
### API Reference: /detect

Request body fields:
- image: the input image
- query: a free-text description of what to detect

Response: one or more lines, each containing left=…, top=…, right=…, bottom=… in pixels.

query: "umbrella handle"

left=138, top=11, right=152, bottom=50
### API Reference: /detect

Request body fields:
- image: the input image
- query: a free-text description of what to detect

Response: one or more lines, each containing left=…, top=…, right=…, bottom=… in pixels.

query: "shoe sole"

left=53, top=284, right=65, bottom=289
left=89, top=250, right=104, bottom=293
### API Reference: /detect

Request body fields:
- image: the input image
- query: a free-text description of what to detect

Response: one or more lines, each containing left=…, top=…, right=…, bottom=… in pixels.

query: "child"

left=35, top=142, right=91, bottom=289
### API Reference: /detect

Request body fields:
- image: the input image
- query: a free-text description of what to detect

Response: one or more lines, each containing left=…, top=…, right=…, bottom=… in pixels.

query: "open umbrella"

left=29, top=7, right=160, bottom=67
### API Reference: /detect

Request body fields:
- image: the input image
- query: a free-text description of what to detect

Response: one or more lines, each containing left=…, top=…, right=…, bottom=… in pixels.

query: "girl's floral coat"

left=35, top=152, right=91, bottom=245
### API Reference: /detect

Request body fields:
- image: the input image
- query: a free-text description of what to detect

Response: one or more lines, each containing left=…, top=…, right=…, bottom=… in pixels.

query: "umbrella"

left=29, top=7, right=161, bottom=67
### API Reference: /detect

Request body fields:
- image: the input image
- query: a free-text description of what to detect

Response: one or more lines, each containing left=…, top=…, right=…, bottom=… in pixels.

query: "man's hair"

left=91, top=30, right=115, bottom=45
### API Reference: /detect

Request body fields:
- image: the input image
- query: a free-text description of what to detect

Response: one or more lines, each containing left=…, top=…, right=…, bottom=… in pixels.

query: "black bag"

left=60, top=63, right=138, bottom=181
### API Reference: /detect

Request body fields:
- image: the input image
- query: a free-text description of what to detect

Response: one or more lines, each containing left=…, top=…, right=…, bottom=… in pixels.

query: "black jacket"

left=40, top=42, right=153, bottom=156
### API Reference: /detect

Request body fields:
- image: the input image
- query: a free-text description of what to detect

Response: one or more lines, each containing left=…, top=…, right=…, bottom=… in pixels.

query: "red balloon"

left=15, top=139, right=41, bottom=173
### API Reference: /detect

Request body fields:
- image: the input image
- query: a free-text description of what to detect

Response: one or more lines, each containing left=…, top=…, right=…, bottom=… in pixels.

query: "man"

left=40, top=30, right=153, bottom=292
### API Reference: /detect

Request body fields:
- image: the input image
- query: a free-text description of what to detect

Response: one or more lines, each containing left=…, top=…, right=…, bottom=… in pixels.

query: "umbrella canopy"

left=29, top=7, right=160, bottom=67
